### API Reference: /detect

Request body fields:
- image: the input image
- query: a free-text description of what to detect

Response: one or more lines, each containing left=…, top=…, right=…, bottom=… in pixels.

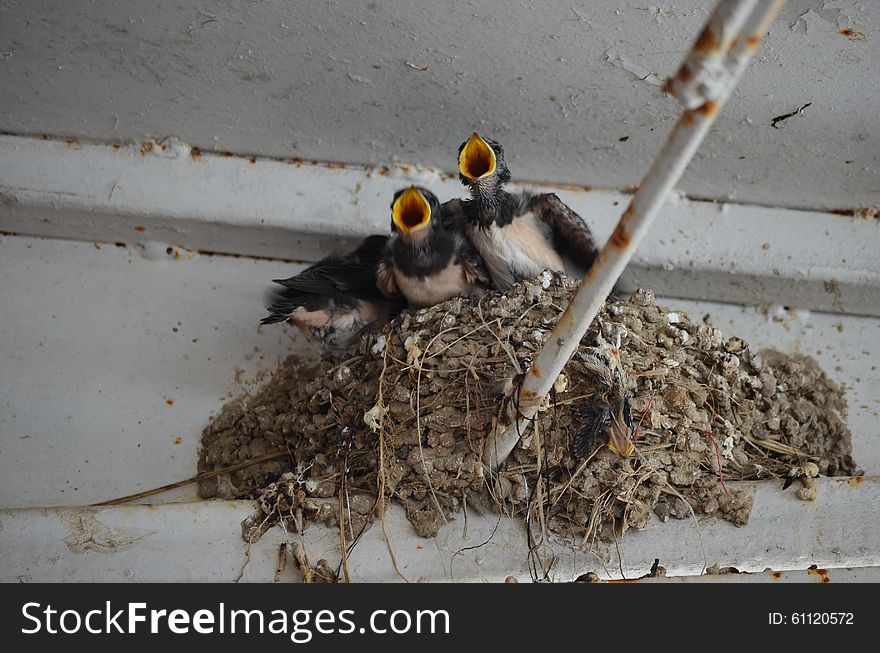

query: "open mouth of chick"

left=459, top=133, right=497, bottom=181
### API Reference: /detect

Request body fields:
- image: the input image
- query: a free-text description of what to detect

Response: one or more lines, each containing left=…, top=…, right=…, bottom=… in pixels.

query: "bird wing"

left=261, top=236, right=389, bottom=324
left=273, top=235, right=388, bottom=298
left=528, top=193, right=599, bottom=271
left=573, top=404, right=611, bottom=458
left=375, top=258, right=400, bottom=298
left=458, top=237, right=492, bottom=289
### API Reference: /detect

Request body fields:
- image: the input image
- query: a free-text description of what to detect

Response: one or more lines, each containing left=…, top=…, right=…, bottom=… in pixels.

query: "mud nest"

left=198, top=273, right=858, bottom=548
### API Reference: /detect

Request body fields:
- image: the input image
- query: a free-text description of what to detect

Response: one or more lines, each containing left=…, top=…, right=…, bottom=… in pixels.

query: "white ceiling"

left=0, top=0, right=877, bottom=211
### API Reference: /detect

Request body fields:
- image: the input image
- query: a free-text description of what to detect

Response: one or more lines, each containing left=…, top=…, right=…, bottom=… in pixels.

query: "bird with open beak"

left=377, top=186, right=491, bottom=310
left=444, top=133, right=600, bottom=291
left=261, top=235, right=402, bottom=351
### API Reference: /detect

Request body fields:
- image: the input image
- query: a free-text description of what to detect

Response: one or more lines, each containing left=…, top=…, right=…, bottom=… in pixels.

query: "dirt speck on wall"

left=198, top=273, right=858, bottom=547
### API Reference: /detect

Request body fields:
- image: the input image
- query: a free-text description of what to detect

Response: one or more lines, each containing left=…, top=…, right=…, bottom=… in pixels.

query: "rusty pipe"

left=484, top=0, right=786, bottom=471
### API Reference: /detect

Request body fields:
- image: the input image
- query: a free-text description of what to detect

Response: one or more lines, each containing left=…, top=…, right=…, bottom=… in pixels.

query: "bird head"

left=574, top=352, right=636, bottom=458
left=390, top=186, right=440, bottom=241
left=457, top=133, right=511, bottom=202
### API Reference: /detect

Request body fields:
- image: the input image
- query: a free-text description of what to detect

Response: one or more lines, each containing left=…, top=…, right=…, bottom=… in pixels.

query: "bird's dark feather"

left=573, top=404, right=611, bottom=458
left=528, top=193, right=600, bottom=271
left=458, top=241, right=492, bottom=288
left=261, top=235, right=388, bottom=325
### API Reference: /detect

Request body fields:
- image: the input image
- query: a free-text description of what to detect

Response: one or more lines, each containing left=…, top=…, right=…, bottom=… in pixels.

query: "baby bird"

left=572, top=332, right=636, bottom=458
left=377, top=186, right=491, bottom=309
left=445, top=132, right=600, bottom=290
left=261, top=235, right=400, bottom=350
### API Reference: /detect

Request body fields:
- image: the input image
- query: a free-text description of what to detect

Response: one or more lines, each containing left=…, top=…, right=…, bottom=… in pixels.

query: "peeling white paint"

left=1, top=478, right=877, bottom=582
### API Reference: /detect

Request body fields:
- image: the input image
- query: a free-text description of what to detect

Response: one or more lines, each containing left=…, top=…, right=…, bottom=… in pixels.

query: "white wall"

left=0, top=0, right=877, bottom=211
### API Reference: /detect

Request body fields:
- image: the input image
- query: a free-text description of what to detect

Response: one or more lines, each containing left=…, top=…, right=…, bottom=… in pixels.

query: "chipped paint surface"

left=0, top=1, right=877, bottom=212
left=59, top=509, right=156, bottom=554
left=1, top=477, right=878, bottom=581
left=0, top=234, right=319, bottom=508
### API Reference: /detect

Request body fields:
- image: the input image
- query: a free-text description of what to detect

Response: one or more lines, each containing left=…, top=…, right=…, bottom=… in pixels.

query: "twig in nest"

left=413, top=338, right=451, bottom=530
left=376, top=328, right=410, bottom=582
left=705, top=430, right=734, bottom=500
left=744, top=435, right=817, bottom=460
left=338, top=431, right=354, bottom=582
left=291, top=541, right=337, bottom=583
left=450, top=517, right=502, bottom=582
left=93, top=449, right=291, bottom=506
left=632, top=388, right=658, bottom=442
left=611, top=516, right=626, bottom=580
left=476, top=301, right=521, bottom=373
left=528, top=417, right=552, bottom=581
left=234, top=541, right=252, bottom=583
left=274, top=543, right=288, bottom=582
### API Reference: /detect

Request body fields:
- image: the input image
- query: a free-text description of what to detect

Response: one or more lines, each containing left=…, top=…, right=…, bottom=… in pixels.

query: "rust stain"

left=166, top=398, right=174, bottom=406
left=63, top=138, right=79, bottom=148
left=807, top=568, right=830, bottom=583
left=531, top=364, right=541, bottom=378
left=772, top=572, right=783, bottom=580
left=217, top=150, right=234, bottom=158
left=190, top=147, right=202, bottom=161
left=248, top=156, right=257, bottom=164
left=290, top=157, right=304, bottom=166
left=94, top=242, right=102, bottom=250
left=678, top=63, right=693, bottom=83
left=694, top=25, right=719, bottom=53
left=173, top=436, right=182, bottom=445
left=846, top=476, right=863, bottom=487
left=133, top=225, right=146, bottom=232
left=746, top=34, right=762, bottom=52
left=140, top=142, right=153, bottom=156
left=111, top=144, right=121, bottom=151
left=681, top=110, right=695, bottom=127
left=609, top=222, right=631, bottom=250
left=838, top=28, right=867, bottom=42
left=696, top=100, right=719, bottom=119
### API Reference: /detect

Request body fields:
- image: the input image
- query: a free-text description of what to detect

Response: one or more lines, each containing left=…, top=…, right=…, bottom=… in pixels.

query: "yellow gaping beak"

left=607, top=409, right=635, bottom=457
left=459, top=133, right=497, bottom=181
left=392, top=186, right=432, bottom=235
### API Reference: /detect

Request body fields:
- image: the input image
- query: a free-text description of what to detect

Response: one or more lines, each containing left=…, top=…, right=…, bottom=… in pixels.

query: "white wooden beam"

left=1, top=477, right=876, bottom=582
left=2, top=134, right=878, bottom=315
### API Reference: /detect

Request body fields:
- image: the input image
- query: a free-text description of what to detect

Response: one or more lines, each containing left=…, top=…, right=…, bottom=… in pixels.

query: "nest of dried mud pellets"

left=198, top=273, right=858, bottom=548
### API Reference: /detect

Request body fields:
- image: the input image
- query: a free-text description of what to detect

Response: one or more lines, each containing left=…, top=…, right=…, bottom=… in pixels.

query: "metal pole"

left=484, top=0, right=786, bottom=471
